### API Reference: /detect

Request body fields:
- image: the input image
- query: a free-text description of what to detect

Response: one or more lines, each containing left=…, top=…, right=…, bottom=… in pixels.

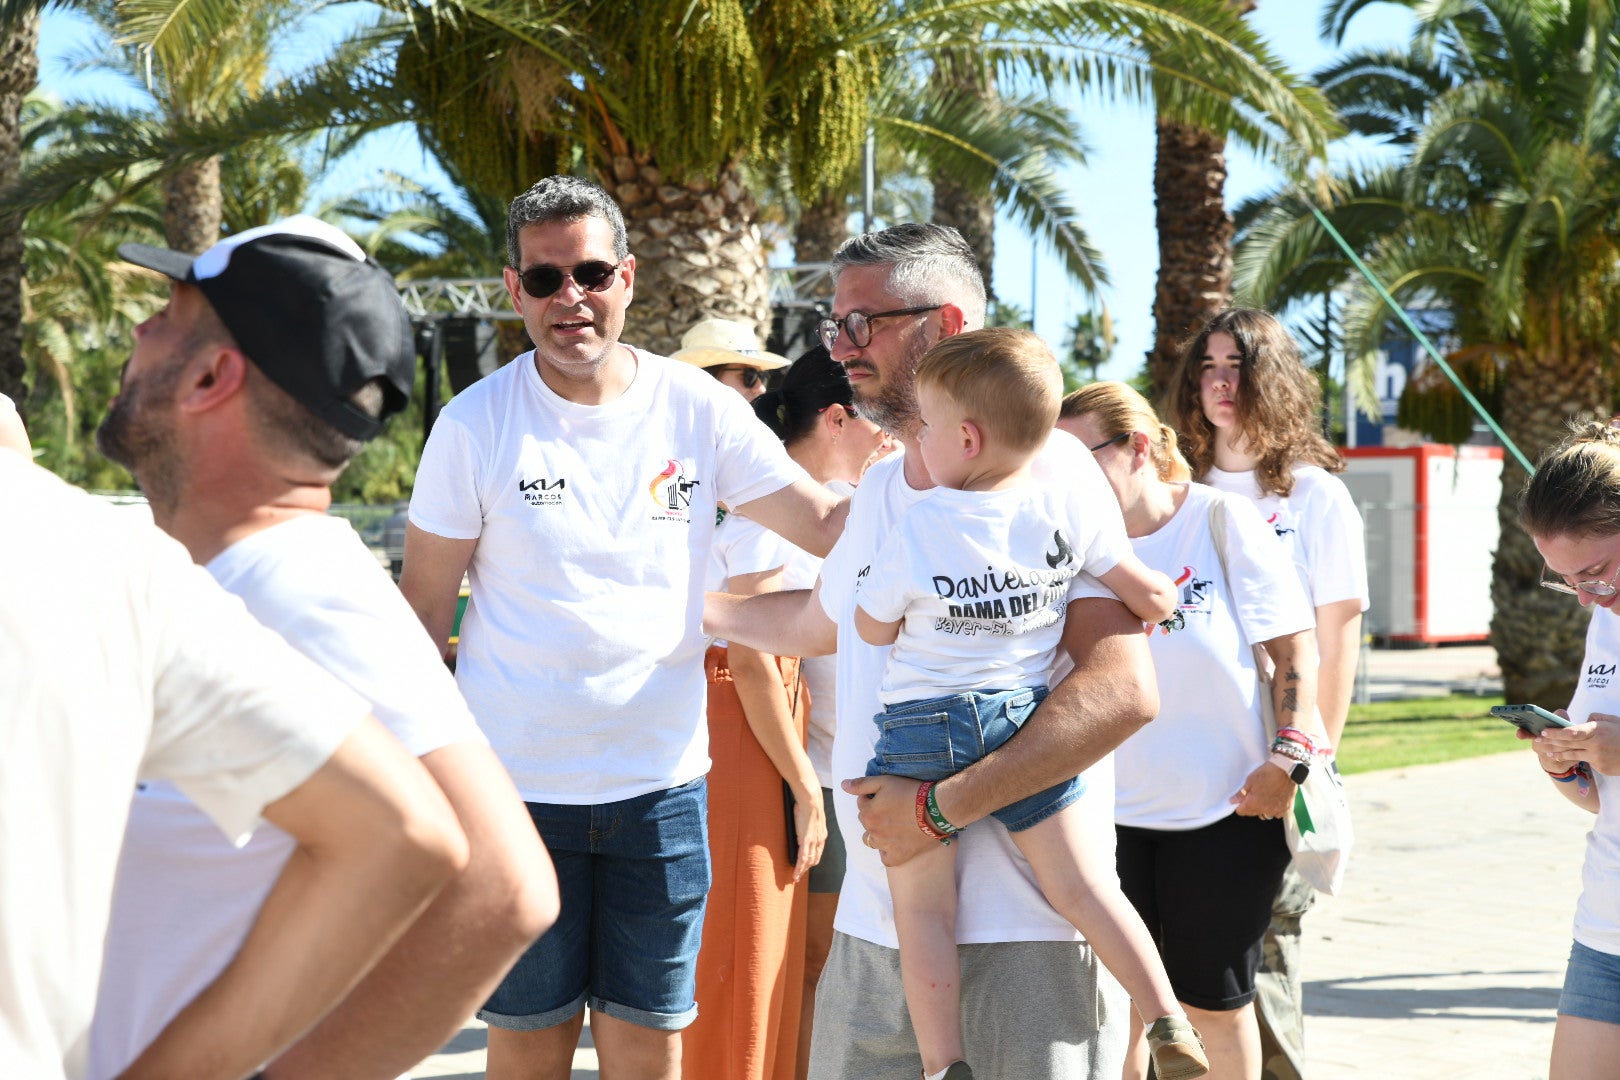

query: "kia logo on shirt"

left=519, top=476, right=567, bottom=507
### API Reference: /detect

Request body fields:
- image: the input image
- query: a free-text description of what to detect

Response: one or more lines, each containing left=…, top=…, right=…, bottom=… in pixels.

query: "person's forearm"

left=1267, top=630, right=1321, bottom=740
left=262, top=744, right=558, bottom=1079
left=1315, top=602, right=1362, bottom=746
left=120, top=817, right=462, bottom=1079
left=705, top=587, right=837, bottom=657
left=729, top=646, right=820, bottom=801
left=932, top=600, right=1158, bottom=829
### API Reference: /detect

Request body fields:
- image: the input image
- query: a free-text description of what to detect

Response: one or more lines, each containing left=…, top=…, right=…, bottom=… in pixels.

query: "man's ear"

left=178, top=343, right=249, bottom=414
left=938, top=303, right=966, bottom=338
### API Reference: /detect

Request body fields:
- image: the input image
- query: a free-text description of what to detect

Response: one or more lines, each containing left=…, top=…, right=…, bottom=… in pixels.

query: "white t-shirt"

left=1563, top=607, right=1620, bottom=955
left=711, top=482, right=850, bottom=786
left=0, top=457, right=364, bottom=1080
left=820, top=431, right=1125, bottom=948
left=1204, top=464, right=1369, bottom=611
left=857, top=480, right=1131, bottom=705
left=409, top=348, right=808, bottom=803
left=1114, top=485, right=1316, bottom=830
left=87, top=514, right=485, bottom=1079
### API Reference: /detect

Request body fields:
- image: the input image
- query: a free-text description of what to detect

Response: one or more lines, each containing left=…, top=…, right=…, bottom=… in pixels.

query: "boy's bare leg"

left=1007, top=804, right=1180, bottom=1023
left=887, top=841, right=965, bottom=1074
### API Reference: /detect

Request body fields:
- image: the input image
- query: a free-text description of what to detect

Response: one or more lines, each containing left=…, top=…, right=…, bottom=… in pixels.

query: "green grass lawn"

left=1337, top=694, right=1528, bottom=775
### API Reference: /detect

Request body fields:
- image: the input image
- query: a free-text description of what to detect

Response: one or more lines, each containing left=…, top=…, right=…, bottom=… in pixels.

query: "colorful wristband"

left=921, top=780, right=960, bottom=839
left=915, top=782, right=953, bottom=844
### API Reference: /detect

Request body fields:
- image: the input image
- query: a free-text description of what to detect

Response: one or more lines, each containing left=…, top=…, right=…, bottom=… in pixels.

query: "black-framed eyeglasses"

left=816, top=305, right=942, bottom=351
left=708, top=364, right=766, bottom=390
left=1540, top=560, right=1620, bottom=598
left=1088, top=431, right=1132, bottom=454
left=516, top=259, right=622, bottom=299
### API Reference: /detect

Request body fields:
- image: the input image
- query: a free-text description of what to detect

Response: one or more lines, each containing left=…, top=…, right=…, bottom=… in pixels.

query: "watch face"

left=1290, top=762, right=1310, bottom=785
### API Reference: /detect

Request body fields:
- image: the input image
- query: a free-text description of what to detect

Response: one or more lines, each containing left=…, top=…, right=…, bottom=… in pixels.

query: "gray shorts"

left=808, top=932, right=1128, bottom=1079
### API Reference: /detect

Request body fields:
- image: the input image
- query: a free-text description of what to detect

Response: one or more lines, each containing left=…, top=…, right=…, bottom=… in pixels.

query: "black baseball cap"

left=118, top=215, right=415, bottom=441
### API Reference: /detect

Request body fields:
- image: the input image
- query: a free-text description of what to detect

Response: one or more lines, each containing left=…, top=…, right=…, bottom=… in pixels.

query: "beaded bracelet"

left=1269, top=739, right=1312, bottom=764
left=915, top=782, right=954, bottom=844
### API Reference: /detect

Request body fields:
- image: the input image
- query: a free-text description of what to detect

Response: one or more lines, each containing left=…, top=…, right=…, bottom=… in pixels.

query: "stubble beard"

left=96, top=361, right=185, bottom=513
left=850, top=334, right=927, bottom=440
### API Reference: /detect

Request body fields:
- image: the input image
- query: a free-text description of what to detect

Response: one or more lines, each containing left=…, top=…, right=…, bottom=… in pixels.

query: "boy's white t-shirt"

left=1204, top=464, right=1369, bottom=611
left=857, top=480, right=1131, bottom=705
left=820, top=430, right=1125, bottom=948
left=0, top=458, right=363, bottom=1080
left=87, top=514, right=485, bottom=1078
left=1114, top=485, right=1315, bottom=830
left=1562, top=607, right=1620, bottom=956
left=409, top=348, right=808, bottom=803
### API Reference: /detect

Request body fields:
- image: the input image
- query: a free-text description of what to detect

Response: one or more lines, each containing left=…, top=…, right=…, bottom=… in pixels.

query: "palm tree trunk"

left=0, top=12, right=38, bottom=409
left=1146, top=0, right=1255, bottom=403
left=163, top=155, right=223, bottom=254
left=1147, top=117, right=1235, bottom=402
left=928, top=49, right=997, bottom=301
left=609, top=155, right=771, bottom=357
left=1489, top=339, right=1611, bottom=705
left=794, top=190, right=848, bottom=264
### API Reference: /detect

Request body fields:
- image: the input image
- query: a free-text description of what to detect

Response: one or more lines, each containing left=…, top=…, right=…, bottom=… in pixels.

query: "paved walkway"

left=418, top=644, right=1595, bottom=1079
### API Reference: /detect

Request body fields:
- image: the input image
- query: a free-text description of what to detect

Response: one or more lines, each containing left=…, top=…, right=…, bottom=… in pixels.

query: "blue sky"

left=37, top=2, right=1415, bottom=382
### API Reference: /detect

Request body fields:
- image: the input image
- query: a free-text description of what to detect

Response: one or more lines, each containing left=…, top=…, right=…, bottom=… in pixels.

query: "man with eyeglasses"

left=401, top=175, right=848, bottom=1080
left=706, top=222, right=1156, bottom=1079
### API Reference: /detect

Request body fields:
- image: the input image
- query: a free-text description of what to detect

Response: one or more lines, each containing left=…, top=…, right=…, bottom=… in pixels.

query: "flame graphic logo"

left=649, top=459, right=680, bottom=505
left=1267, top=513, right=1281, bottom=526
left=1174, top=565, right=1193, bottom=586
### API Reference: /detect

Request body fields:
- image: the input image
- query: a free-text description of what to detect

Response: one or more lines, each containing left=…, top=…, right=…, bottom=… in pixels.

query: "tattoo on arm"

left=1285, top=666, right=1300, bottom=681
left=1281, top=687, right=1299, bottom=715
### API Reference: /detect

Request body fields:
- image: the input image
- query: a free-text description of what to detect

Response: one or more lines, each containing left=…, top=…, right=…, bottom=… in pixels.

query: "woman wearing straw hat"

left=672, top=317, right=791, bottom=403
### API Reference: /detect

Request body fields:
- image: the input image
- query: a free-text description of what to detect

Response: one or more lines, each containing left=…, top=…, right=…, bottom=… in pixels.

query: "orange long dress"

left=682, top=645, right=810, bottom=1080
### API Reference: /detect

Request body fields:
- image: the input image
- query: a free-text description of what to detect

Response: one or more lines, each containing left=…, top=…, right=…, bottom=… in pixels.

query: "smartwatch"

left=1268, top=751, right=1309, bottom=785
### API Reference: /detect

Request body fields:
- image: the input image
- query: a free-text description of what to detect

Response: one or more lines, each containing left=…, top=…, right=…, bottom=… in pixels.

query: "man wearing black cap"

left=85, top=216, right=560, bottom=1079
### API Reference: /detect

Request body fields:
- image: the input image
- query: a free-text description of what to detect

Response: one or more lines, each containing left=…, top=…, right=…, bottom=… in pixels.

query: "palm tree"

left=0, top=9, right=36, bottom=408
left=5, top=0, right=1339, bottom=357
left=1234, top=0, right=1620, bottom=705
left=1144, top=0, right=1290, bottom=402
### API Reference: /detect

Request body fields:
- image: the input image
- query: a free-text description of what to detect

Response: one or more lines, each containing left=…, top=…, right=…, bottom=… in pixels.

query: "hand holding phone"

left=1491, top=703, right=1572, bottom=737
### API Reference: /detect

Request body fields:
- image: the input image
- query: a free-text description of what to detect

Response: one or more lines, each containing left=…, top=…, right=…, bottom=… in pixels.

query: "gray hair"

left=506, top=175, right=630, bottom=268
left=831, top=223, right=987, bottom=329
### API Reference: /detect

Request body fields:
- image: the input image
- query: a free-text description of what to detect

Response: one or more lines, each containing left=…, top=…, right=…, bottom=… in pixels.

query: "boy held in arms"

left=853, top=327, right=1207, bottom=1080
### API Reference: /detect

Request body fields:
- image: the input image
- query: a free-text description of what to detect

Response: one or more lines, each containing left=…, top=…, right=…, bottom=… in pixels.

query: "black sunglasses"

left=816, top=305, right=942, bottom=351
left=517, top=260, right=622, bottom=299
left=709, top=364, right=766, bottom=389
left=1087, top=431, right=1132, bottom=453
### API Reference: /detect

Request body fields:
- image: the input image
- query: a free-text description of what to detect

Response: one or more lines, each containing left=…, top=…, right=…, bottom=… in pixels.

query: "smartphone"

left=1491, top=703, right=1572, bottom=737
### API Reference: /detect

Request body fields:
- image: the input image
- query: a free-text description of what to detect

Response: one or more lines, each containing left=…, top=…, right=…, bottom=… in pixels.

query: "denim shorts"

left=1560, top=940, right=1620, bottom=1025
left=479, top=777, right=711, bottom=1032
left=865, top=686, right=1082, bottom=832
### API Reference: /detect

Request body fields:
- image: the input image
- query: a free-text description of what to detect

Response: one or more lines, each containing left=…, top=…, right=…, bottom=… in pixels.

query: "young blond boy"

left=854, top=327, right=1206, bottom=1080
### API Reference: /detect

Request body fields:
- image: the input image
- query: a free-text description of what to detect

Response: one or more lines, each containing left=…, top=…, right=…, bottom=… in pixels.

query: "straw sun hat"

left=670, top=317, right=789, bottom=370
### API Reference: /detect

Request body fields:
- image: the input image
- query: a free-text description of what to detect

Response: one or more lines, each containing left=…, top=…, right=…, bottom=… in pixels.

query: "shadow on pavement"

left=1306, top=971, right=1560, bottom=1020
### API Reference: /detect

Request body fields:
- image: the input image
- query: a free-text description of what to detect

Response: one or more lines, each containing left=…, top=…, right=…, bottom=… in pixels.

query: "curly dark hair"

left=1164, top=308, right=1342, bottom=497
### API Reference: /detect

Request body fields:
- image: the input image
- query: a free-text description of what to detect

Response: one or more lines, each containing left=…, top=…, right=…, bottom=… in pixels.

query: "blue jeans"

left=479, top=777, right=711, bottom=1031
left=865, top=686, right=1082, bottom=832
left=1561, top=940, right=1620, bottom=1025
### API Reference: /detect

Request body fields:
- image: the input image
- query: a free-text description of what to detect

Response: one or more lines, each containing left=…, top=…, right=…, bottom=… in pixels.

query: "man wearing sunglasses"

left=706, top=223, right=1155, bottom=1080
left=401, top=175, right=848, bottom=1080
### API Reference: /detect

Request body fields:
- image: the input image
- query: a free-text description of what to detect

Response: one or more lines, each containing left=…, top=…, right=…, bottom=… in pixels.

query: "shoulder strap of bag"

left=1205, top=493, right=1280, bottom=741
